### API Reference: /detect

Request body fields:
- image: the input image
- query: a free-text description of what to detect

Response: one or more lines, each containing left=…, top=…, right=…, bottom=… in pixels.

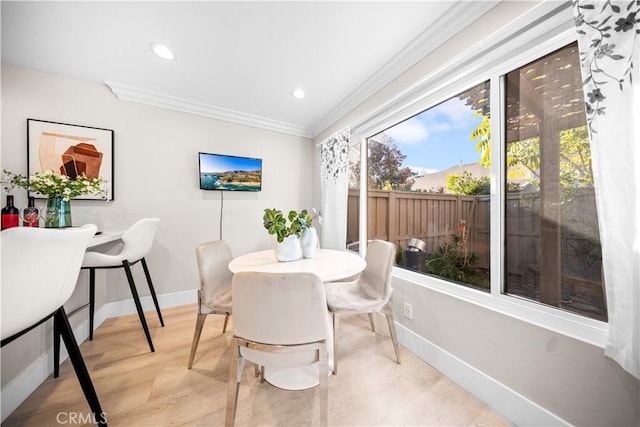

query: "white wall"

left=1, top=64, right=314, bottom=390
left=313, top=1, right=640, bottom=426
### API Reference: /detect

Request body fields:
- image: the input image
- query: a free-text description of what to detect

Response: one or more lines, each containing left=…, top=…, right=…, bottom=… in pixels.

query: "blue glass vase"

left=45, top=197, right=72, bottom=228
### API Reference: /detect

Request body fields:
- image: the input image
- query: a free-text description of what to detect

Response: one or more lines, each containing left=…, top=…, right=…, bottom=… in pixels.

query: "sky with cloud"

left=384, top=96, right=484, bottom=174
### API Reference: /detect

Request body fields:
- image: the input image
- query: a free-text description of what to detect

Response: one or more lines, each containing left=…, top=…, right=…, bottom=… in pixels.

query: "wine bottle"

left=23, top=196, right=39, bottom=227
left=1, top=195, right=20, bottom=230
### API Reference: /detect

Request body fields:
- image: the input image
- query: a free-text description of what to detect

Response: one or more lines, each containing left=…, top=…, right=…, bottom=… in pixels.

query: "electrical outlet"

left=403, top=302, right=413, bottom=320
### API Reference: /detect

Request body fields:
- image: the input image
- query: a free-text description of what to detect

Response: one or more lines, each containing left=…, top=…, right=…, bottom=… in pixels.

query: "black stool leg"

left=53, top=314, right=61, bottom=378
left=89, top=268, right=96, bottom=340
left=122, top=261, right=155, bottom=352
left=55, top=267, right=95, bottom=379
left=55, top=307, right=107, bottom=426
left=141, top=258, right=164, bottom=327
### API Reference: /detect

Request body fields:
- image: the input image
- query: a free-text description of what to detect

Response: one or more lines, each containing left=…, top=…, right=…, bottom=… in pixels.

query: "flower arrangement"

left=2, top=169, right=107, bottom=201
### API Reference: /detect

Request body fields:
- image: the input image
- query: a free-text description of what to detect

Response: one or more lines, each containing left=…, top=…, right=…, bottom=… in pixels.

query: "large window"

left=349, top=41, right=605, bottom=322
left=348, top=81, right=491, bottom=292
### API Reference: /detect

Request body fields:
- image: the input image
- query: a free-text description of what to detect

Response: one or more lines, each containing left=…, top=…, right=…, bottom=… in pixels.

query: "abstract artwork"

left=27, top=119, right=114, bottom=200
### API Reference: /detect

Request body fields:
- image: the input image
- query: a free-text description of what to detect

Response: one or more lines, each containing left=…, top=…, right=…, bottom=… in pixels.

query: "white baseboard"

left=101, top=289, right=197, bottom=320
left=1, top=352, right=50, bottom=422
left=0, top=290, right=196, bottom=422
left=395, top=322, right=569, bottom=427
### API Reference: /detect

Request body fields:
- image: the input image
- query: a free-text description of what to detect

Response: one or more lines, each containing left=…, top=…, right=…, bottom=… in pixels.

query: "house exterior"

left=412, top=162, right=490, bottom=193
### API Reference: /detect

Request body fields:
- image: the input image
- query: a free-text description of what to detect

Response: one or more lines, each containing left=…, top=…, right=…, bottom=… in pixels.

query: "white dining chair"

left=324, top=239, right=401, bottom=374
left=54, top=218, right=164, bottom=377
left=83, top=217, right=164, bottom=344
left=225, top=271, right=330, bottom=426
left=1, top=224, right=107, bottom=425
left=187, top=240, right=233, bottom=369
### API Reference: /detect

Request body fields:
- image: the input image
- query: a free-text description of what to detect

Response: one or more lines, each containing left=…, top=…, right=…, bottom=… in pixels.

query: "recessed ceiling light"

left=291, top=88, right=306, bottom=99
left=150, top=43, right=174, bottom=60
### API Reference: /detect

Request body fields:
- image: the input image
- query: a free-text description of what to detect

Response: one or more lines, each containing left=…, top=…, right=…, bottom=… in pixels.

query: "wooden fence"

left=347, top=188, right=601, bottom=278
left=347, top=189, right=490, bottom=268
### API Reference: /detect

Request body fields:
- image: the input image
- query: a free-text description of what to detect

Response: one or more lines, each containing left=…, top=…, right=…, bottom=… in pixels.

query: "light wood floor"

left=3, top=304, right=511, bottom=426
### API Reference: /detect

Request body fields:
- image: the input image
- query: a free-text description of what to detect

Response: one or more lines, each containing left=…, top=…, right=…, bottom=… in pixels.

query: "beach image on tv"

left=199, top=153, right=262, bottom=191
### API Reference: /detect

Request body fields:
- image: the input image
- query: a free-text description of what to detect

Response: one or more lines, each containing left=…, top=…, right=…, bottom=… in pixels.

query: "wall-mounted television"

left=198, top=152, right=262, bottom=192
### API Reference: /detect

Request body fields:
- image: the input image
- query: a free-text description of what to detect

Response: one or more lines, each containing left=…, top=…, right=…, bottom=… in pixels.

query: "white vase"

left=274, top=235, right=302, bottom=262
left=301, top=227, right=318, bottom=259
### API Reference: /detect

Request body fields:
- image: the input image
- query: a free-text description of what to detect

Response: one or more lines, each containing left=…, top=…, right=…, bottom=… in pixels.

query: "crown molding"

left=310, top=0, right=501, bottom=138
left=107, top=1, right=500, bottom=141
left=105, top=81, right=313, bottom=138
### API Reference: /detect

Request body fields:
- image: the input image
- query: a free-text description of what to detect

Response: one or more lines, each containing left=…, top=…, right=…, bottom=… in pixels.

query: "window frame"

left=350, top=1, right=608, bottom=347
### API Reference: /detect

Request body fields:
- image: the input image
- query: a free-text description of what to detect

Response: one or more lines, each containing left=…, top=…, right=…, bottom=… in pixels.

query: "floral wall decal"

left=573, top=0, right=639, bottom=133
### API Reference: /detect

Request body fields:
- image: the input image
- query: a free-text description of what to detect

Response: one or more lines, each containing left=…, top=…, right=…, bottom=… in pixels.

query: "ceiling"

left=1, top=1, right=498, bottom=138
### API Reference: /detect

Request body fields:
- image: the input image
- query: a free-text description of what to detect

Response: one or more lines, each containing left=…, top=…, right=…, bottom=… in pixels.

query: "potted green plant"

left=263, top=208, right=307, bottom=261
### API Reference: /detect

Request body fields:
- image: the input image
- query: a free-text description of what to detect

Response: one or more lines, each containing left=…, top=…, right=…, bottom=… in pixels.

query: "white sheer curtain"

left=573, top=0, right=639, bottom=379
left=318, top=129, right=350, bottom=250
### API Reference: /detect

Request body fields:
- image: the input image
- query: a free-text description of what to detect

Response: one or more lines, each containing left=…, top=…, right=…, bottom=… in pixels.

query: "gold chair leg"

left=187, top=313, right=207, bottom=369
left=331, top=313, right=339, bottom=375
left=222, top=313, right=230, bottom=334
left=253, top=363, right=265, bottom=382
left=368, top=312, right=375, bottom=332
left=225, top=338, right=241, bottom=427
left=384, top=312, right=401, bottom=364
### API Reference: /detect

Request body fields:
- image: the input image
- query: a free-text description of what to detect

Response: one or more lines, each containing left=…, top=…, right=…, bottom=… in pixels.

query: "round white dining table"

left=228, top=248, right=366, bottom=390
left=228, top=248, right=366, bottom=282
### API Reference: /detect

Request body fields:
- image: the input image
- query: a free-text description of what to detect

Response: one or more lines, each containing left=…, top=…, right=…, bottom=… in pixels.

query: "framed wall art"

left=27, top=118, right=114, bottom=200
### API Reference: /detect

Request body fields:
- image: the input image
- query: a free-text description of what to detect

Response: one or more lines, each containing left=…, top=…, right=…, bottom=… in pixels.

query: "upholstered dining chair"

left=187, top=240, right=233, bottom=369
left=324, top=239, right=401, bottom=374
left=1, top=225, right=107, bottom=426
left=225, top=271, right=330, bottom=426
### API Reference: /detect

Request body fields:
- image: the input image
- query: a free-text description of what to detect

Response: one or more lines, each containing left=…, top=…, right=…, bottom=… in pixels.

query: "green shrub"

left=446, top=171, right=490, bottom=195
left=425, top=234, right=479, bottom=282
left=396, top=246, right=405, bottom=267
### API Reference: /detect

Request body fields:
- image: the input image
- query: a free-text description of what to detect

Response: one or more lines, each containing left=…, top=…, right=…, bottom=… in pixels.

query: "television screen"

left=198, top=152, right=262, bottom=191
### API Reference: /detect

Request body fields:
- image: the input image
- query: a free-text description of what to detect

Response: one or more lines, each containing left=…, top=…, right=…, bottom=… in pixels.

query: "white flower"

left=1, top=169, right=107, bottom=200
